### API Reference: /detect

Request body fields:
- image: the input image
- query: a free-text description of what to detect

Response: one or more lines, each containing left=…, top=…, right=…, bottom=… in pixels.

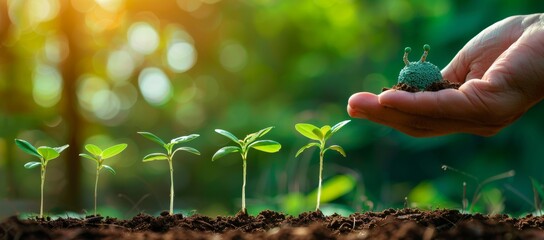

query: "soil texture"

left=2, top=208, right=544, bottom=240
left=382, top=80, right=462, bottom=92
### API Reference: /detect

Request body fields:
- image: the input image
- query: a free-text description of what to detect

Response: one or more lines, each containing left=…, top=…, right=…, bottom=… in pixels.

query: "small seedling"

left=138, top=132, right=200, bottom=215
left=79, top=143, right=128, bottom=216
left=398, top=44, right=443, bottom=90
left=295, top=120, right=350, bottom=210
left=442, top=165, right=515, bottom=213
left=212, top=127, right=281, bottom=214
left=14, top=139, right=69, bottom=218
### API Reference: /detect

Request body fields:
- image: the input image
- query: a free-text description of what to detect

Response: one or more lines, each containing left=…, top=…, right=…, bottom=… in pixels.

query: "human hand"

left=348, top=14, right=544, bottom=137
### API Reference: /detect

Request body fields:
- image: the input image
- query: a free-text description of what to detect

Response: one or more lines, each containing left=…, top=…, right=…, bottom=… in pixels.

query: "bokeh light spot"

left=32, top=64, right=63, bottom=108
left=95, top=0, right=123, bottom=12
left=219, top=42, right=248, bottom=72
left=107, top=50, right=135, bottom=83
left=77, top=75, right=109, bottom=111
left=167, top=41, right=196, bottom=73
left=176, top=0, right=202, bottom=12
left=44, top=34, right=69, bottom=63
left=128, top=22, right=160, bottom=55
left=138, top=68, right=173, bottom=106
left=91, top=89, right=121, bottom=120
left=27, top=0, right=60, bottom=25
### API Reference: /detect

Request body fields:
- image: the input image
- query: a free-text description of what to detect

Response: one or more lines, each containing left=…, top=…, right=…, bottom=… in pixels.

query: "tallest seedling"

left=15, top=139, right=69, bottom=218
left=138, top=132, right=201, bottom=215
left=295, top=120, right=350, bottom=210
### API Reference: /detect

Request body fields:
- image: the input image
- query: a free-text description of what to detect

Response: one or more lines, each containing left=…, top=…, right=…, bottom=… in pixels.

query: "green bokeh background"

left=1, top=0, right=543, bottom=218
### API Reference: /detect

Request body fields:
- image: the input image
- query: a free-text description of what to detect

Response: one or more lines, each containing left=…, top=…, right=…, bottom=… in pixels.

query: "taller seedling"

left=138, top=132, right=200, bottom=215
left=295, top=120, right=350, bottom=210
left=212, top=127, right=281, bottom=214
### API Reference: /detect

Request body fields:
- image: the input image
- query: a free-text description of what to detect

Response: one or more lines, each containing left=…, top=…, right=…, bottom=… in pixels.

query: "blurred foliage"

left=1, top=0, right=544, bottom=218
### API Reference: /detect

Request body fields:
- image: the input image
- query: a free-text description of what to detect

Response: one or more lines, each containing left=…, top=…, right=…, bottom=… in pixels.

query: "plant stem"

left=40, top=164, right=46, bottom=219
left=168, top=158, right=174, bottom=215
left=316, top=148, right=324, bottom=211
left=242, top=155, right=247, bottom=214
left=94, top=167, right=100, bottom=216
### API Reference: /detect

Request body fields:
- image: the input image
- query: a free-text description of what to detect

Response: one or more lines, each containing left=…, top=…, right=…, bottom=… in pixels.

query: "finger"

left=377, top=83, right=493, bottom=122
left=348, top=91, right=500, bottom=137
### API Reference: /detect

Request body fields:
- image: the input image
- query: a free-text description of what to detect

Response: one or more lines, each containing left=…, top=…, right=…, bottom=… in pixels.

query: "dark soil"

left=2, top=208, right=544, bottom=239
left=382, top=80, right=462, bottom=92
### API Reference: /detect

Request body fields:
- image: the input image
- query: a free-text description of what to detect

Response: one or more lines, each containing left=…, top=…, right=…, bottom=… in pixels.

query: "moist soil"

left=2, top=208, right=544, bottom=240
left=382, top=80, right=461, bottom=92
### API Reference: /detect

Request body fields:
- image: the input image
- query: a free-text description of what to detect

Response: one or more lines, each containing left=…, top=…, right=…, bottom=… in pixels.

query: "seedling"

left=442, top=165, right=515, bottom=213
left=138, top=132, right=200, bottom=215
left=212, top=127, right=281, bottom=214
left=295, top=120, right=350, bottom=210
left=14, top=139, right=69, bottom=218
left=79, top=143, right=128, bottom=216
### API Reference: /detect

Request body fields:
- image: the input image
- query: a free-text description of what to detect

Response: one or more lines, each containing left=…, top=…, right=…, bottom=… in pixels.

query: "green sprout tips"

left=80, top=143, right=128, bottom=216
left=212, top=127, right=281, bottom=214
left=295, top=120, right=350, bottom=210
left=15, top=139, right=69, bottom=219
left=138, top=132, right=200, bottom=215
left=398, top=44, right=442, bottom=90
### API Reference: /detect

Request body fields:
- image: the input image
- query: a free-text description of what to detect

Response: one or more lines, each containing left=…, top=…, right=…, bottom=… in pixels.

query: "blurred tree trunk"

left=58, top=0, right=84, bottom=210
left=0, top=0, right=18, bottom=198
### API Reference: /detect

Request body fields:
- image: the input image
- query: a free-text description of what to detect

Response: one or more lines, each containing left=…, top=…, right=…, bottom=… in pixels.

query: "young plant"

left=138, top=132, right=200, bottom=215
left=442, top=165, right=515, bottom=213
left=79, top=143, right=128, bottom=216
left=295, top=120, right=350, bottom=210
left=212, top=127, right=281, bottom=214
left=14, top=139, right=69, bottom=218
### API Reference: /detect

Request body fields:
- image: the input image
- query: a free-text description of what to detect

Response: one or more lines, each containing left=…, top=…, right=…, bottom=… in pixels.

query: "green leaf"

left=37, top=146, right=60, bottom=161
left=325, top=145, right=346, bottom=157
left=79, top=153, right=98, bottom=163
left=295, top=142, right=320, bottom=157
left=321, top=125, right=332, bottom=139
left=257, top=126, right=273, bottom=137
left=102, top=165, right=116, bottom=175
left=171, top=134, right=199, bottom=144
left=54, top=144, right=69, bottom=154
left=15, top=139, right=41, bottom=158
left=531, top=177, right=544, bottom=200
left=311, top=128, right=324, bottom=140
left=248, top=140, right=281, bottom=153
left=215, top=129, right=240, bottom=144
left=212, top=146, right=240, bottom=161
left=138, top=132, right=166, bottom=146
left=245, top=126, right=274, bottom=145
left=307, top=175, right=355, bottom=203
left=164, top=143, right=174, bottom=154
left=85, top=144, right=102, bottom=156
left=329, top=120, right=351, bottom=137
left=295, top=123, right=321, bottom=141
left=102, top=144, right=128, bottom=159
left=142, top=153, right=169, bottom=162
left=172, top=147, right=201, bottom=156
left=24, top=161, right=42, bottom=169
